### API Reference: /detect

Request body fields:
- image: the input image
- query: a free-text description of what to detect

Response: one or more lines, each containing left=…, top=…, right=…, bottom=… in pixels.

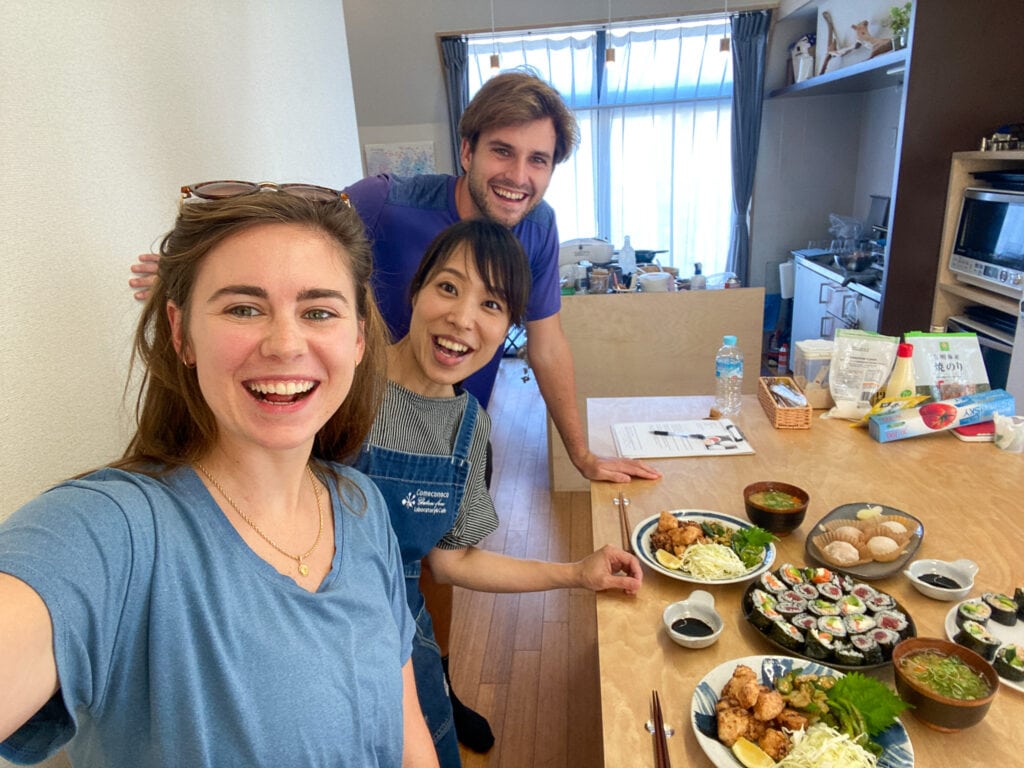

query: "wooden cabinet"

left=767, top=0, right=1024, bottom=337
left=929, top=150, right=1024, bottom=327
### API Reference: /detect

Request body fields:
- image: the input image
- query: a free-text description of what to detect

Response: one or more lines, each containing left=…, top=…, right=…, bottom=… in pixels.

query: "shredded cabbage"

left=679, top=543, right=746, bottom=579
left=775, top=724, right=877, bottom=768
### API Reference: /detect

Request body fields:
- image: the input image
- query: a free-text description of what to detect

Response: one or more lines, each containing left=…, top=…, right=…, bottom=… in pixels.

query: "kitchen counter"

left=792, top=248, right=882, bottom=304
left=588, top=394, right=1022, bottom=767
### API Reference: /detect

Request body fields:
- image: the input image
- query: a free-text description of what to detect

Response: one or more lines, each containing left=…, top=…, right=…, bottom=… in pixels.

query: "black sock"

left=441, top=655, right=495, bottom=753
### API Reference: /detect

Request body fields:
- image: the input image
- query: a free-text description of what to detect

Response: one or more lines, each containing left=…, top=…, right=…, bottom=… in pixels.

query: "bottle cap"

left=723, top=335, right=737, bottom=346
left=897, top=342, right=913, bottom=358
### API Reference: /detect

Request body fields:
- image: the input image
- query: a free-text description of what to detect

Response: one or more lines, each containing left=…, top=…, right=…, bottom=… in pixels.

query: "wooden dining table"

left=588, top=394, right=1022, bottom=767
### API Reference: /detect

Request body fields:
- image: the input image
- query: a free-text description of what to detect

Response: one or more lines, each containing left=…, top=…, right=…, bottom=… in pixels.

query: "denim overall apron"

left=353, top=396, right=478, bottom=768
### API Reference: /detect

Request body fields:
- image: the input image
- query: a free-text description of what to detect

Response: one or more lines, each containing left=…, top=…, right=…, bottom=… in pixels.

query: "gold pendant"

left=299, top=563, right=309, bottom=577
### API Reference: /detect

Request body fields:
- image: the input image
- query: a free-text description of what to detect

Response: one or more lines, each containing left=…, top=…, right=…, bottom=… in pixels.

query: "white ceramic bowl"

left=662, top=590, right=724, bottom=649
left=903, top=558, right=977, bottom=601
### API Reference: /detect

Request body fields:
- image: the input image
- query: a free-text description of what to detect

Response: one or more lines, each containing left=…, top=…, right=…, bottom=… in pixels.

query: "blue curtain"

left=728, top=10, right=772, bottom=284
left=440, top=37, right=469, bottom=174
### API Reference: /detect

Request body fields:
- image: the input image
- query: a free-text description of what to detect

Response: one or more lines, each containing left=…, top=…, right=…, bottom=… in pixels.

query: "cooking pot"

left=833, top=250, right=874, bottom=272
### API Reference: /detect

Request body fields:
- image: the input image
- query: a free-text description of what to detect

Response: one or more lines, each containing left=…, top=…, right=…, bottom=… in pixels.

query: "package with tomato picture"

left=868, top=389, right=1015, bottom=443
left=903, top=331, right=990, bottom=400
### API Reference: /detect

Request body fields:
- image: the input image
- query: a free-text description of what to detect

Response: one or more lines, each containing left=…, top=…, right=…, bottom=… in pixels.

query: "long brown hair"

left=115, top=192, right=388, bottom=475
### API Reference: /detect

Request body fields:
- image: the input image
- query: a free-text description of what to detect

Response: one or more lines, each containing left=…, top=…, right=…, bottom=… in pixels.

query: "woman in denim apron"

left=355, top=220, right=643, bottom=767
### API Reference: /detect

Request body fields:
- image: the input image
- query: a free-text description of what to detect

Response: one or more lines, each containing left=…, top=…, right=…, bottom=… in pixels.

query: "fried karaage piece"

left=775, top=708, right=809, bottom=732
left=656, top=510, right=679, bottom=532
left=715, top=707, right=752, bottom=747
left=752, top=689, right=785, bottom=722
left=759, top=728, right=790, bottom=761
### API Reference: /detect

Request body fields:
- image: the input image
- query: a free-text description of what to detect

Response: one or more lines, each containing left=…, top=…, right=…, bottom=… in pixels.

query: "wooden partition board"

left=546, top=287, right=765, bottom=491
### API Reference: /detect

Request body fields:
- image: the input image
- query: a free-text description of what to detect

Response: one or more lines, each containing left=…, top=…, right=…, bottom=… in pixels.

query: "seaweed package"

left=827, top=329, right=899, bottom=420
left=904, top=331, right=989, bottom=401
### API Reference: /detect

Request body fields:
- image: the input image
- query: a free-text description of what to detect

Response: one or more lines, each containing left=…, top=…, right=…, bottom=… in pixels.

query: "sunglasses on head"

left=180, top=180, right=351, bottom=205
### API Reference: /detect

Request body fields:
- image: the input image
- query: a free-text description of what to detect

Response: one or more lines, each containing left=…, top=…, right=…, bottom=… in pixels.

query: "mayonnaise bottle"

left=884, top=342, right=916, bottom=399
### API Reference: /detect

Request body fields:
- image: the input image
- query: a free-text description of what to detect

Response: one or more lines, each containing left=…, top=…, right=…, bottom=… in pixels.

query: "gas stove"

left=791, top=248, right=884, bottom=301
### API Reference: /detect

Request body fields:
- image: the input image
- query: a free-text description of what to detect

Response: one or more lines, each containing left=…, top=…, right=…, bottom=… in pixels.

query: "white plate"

left=690, top=654, right=914, bottom=768
left=944, top=601, right=1024, bottom=693
left=805, top=502, right=924, bottom=580
left=631, top=510, right=776, bottom=585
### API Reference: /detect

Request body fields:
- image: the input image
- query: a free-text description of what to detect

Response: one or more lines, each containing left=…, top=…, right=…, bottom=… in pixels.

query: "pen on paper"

left=650, top=430, right=705, bottom=439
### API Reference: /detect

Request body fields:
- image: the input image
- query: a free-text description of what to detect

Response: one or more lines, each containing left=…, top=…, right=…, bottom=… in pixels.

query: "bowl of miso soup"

left=742, top=481, right=809, bottom=536
left=892, top=637, right=999, bottom=732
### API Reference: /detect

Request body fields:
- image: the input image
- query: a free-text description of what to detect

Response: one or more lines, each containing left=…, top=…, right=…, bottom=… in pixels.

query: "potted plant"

left=888, top=2, right=912, bottom=49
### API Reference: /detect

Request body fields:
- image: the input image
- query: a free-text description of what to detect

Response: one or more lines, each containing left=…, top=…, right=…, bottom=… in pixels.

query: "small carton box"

left=792, top=339, right=834, bottom=409
left=868, top=389, right=1016, bottom=443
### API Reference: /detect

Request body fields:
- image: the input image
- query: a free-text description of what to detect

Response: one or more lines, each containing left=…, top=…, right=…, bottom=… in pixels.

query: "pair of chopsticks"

left=650, top=690, right=672, bottom=767
left=616, top=492, right=632, bottom=554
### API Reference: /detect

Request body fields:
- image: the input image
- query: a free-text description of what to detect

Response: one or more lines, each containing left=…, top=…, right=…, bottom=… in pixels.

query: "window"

left=466, top=17, right=733, bottom=276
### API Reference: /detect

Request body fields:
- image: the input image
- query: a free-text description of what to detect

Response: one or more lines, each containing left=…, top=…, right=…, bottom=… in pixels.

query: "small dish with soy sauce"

left=904, top=558, right=977, bottom=601
left=663, top=590, right=723, bottom=649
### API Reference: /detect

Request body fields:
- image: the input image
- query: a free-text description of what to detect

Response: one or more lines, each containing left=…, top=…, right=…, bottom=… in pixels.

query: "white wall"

left=1, top=1, right=361, bottom=519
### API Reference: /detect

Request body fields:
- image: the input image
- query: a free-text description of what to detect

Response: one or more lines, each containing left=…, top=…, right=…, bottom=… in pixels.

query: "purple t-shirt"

left=345, top=174, right=561, bottom=406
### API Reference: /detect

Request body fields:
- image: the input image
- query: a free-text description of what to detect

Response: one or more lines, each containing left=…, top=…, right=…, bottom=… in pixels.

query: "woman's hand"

left=576, top=544, right=643, bottom=595
left=129, top=253, right=161, bottom=301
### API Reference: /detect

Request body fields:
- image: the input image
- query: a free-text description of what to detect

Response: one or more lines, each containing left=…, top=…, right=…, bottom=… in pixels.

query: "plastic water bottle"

left=691, top=262, right=706, bottom=290
left=714, top=335, right=744, bottom=416
left=618, top=235, right=636, bottom=278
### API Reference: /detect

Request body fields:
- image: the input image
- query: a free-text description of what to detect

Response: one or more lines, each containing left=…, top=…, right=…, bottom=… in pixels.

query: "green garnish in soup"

left=749, top=489, right=802, bottom=510
left=899, top=650, right=991, bottom=700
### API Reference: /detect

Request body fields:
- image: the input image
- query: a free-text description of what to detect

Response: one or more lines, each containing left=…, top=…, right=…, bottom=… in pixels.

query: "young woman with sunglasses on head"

left=0, top=185, right=438, bottom=767
left=353, top=219, right=643, bottom=767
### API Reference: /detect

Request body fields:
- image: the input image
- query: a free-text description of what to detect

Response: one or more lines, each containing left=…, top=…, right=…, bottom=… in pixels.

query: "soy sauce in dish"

left=671, top=617, right=715, bottom=637
left=919, top=573, right=962, bottom=590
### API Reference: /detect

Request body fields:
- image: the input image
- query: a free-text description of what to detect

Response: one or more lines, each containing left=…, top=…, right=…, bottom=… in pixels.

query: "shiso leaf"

left=826, top=672, right=910, bottom=735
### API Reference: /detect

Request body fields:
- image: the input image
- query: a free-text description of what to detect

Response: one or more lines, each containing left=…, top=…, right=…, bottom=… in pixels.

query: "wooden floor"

left=450, top=358, right=603, bottom=767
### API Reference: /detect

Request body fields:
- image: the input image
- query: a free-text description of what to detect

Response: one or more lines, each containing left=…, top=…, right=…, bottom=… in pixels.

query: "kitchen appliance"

left=946, top=307, right=1016, bottom=391
left=947, top=187, right=1024, bottom=299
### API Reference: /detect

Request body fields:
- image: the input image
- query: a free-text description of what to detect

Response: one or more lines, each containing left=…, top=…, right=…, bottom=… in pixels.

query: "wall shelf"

left=769, top=48, right=908, bottom=99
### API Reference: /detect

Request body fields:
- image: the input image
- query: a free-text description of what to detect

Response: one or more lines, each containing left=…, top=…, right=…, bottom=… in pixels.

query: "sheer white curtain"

left=467, top=18, right=733, bottom=276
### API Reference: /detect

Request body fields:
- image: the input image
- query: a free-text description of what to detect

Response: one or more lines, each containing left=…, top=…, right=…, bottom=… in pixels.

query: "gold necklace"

left=196, top=463, right=324, bottom=577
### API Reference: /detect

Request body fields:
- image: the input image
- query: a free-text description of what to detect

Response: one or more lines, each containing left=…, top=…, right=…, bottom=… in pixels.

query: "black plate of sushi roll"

left=743, top=563, right=917, bottom=670
left=944, top=589, right=1024, bottom=691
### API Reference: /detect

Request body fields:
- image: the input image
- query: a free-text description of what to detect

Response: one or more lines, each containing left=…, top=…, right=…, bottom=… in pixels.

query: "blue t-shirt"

left=0, top=465, right=414, bottom=767
left=345, top=174, right=562, bottom=406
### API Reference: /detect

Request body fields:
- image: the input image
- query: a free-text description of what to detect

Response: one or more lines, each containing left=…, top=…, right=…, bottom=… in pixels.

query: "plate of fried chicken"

left=690, top=655, right=913, bottom=767
left=631, top=509, right=776, bottom=585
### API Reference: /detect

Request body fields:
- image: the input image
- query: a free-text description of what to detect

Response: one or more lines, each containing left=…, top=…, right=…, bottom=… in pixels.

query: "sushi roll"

left=791, top=613, right=818, bottom=632
left=777, top=601, right=806, bottom=619
left=850, top=634, right=884, bottom=665
left=838, top=594, right=867, bottom=616
left=869, top=628, right=901, bottom=660
left=808, top=598, right=841, bottom=617
left=863, top=592, right=896, bottom=613
left=818, top=615, right=847, bottom=638
left=993, top=643, right=1024, bottom=682
left=780, top=589, right=807, bottom=605
left=805, top=567, right=834, bottom=584
left=837, top=573, right=856, bottom=593
left=844, top=614, right=877, bottom=635
left=778, top=563, right=805, bottom=586
left=850, top=583, right=878, bottom=602
left=805, top=630, right=835, bottom=660
left=749, top=592, right=781, bottom=631
left=954, top=620, right=1000, bottom=661
left=874, top=609, right=910, bottom=638
left=983, top=592, right=1019, bottom=627
left=834, top=642, right=866, bottom=666
left=794, top=583, right=820, bottom=601
left=817, top=582, right=843, bottom=602
left=769, top=620, right=805, bottom=651
left=956, top=599, right=992, bottom=629
left=760, top=571, right=786, bottom=594
left=1015, top=587, right=1024, bottom=620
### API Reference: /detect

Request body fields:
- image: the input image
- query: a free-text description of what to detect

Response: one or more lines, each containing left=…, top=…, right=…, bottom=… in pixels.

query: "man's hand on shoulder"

left=129, top=253, right=160, bottom=301
left=574, top=451, right=661, bottom=484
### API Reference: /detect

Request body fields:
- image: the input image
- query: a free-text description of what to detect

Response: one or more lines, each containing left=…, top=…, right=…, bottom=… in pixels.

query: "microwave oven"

left=948, top=187, right=1024, bottom=299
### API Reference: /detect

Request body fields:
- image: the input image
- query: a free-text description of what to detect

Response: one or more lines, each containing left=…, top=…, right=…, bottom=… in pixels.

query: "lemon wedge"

left=655, top=548, right=682, bottom=570
left=731, top=737, right=775, bottom=768
left=856, top=504, right=883, bottom=521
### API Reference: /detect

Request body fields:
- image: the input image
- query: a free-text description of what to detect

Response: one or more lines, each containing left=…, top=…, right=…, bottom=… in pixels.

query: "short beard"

left=466, top=173, right=535, bottom=229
